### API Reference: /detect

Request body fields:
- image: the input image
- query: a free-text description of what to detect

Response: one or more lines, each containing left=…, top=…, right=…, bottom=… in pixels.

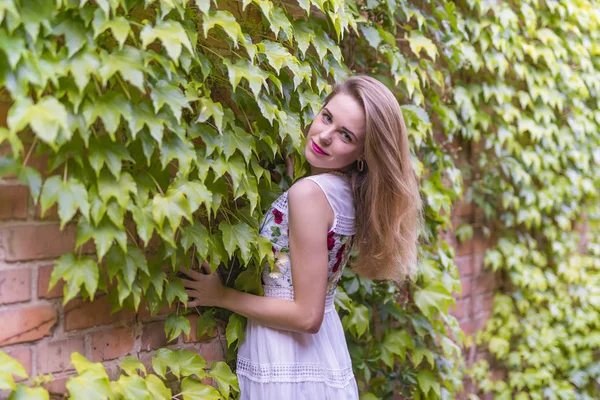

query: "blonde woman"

left=180, top=76, right=422, bottom=399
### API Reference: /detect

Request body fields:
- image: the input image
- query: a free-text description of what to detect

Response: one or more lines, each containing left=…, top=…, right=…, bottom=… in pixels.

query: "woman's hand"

left=179, top=261, right=227, bottom=308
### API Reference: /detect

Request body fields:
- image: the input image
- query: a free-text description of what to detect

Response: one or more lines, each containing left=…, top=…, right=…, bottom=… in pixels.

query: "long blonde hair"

left=324, top=76, right=422, bottom=282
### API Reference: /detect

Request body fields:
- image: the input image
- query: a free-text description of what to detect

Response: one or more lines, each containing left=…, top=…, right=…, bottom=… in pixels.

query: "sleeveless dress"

left=236, top=172, right=359, bottom=399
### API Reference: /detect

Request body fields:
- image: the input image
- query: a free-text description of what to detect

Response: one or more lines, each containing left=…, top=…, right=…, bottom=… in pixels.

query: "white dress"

left=236, top=172, right=359, bottom=399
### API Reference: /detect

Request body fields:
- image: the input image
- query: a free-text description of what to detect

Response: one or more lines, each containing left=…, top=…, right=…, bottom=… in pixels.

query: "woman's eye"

left=322, top=114, right=332, bottom=123
left=342, top=132, right=352, bottom=142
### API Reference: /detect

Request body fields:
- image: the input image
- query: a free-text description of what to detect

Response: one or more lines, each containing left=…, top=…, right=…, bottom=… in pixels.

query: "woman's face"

left=304, top=93, right=366, bottom=173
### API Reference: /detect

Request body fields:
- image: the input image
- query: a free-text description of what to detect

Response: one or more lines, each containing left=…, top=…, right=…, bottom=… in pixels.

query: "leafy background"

left=2, top=0, right=599, bottom=398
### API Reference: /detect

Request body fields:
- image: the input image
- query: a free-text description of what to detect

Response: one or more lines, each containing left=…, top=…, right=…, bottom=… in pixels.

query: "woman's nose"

left=319, top=128, right=334, bottom=144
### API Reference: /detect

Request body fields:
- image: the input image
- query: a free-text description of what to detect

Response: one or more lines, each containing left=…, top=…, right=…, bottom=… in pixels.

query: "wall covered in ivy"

left=1, top=0, right=599, bottom=399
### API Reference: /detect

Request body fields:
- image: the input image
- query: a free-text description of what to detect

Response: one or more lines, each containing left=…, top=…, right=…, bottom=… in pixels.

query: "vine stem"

left=22, top=136, right=38, bottom=167
left=116, top=74, right=131, bottom=100
left=63, top=161, right=68, bottom=182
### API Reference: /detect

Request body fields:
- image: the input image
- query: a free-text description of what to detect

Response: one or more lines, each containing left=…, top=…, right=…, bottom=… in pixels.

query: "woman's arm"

left=181, top=179, right=333, bottom=334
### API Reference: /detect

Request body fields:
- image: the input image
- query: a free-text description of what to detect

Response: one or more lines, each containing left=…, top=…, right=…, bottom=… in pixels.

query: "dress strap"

left=302, top=173, right=356, bottom=236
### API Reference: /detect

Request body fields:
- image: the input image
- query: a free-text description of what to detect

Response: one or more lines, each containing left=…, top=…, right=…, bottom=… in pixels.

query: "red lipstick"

left=311, top=140, right=329, bottom=156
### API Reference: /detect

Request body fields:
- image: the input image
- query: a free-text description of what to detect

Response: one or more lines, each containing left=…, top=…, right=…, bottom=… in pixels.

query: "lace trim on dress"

left=263, top=285, right=335, bottom=313
left=273, top=192, right=288, bottom=213
left=333, top=214, right=355, bottom=236
left=236, top=357, right=355, bottom=388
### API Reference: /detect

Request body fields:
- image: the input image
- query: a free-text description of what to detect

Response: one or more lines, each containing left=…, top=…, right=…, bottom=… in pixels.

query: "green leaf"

left=266, top=7, right=292, bottom=40
left=0, top=30, right=27, bottom=69
left=50, top=253, right=99, bottom=303
left=417, top=369, right=440, bottom=396
left=99, top=46, right=145, bottom=91
left=202, top=10, right=242, bottom=47
left=223, top=59, right=269, bottom=98
left=197, top=97, right=224, bottom=132
left=111, top=374, right=149, bottom=400
left=406, top=31, right=437, bottom=60
left=88, top=136, right=132, bottom=179
left=0, top=351, right=27, bottom=391
left=8, top=97, right=68, bottom=146
left=219, top=221, right=255, bottom=263
left=180, top=377, right=221, bottom=400
left=145, top=374, right=171, bottom=399
left=414, top=283, right=453, bottom=319
left=8, top=385, right=49, bottom=400
left=208, top=361, right=239, bottom=399
left=54, top=18, right=88, bottom=58
left=119, top=357, right=146, bottom=377
left=130, top=202, right=155, bottom=247
left=160, top=134, right=195, bottom=177
left=380, top=330, right=414, bottom=367
left=77, top=219, right=127, bottom=261
left=293, top=21, right=314, bottom=57
left=151, top=80, right=189, bottom=124
left=195, top=0, right=211, bottom=14
left=106, top=245, right=149, bottom=292
left=141, top=20, right=193, bottom=61
left=69, top=51, right=101, bottom=93
left=226, top=313, right=246, bottom=348
left=18, top=166, right=42, bottom=203
left=196, top=309, right=217, bottom=338
left=165, top=314, right=191, bottom=342
left=359, top=25, right=381, bottom=49
left=83, top=92, right=131, bottom=139
left=130, top=102, right=165, bottom=143
left=97, top=172, right=136, bottom=209
left=93, top=14, right=131, bottom=49
left=181, top=221, right=210, bottom=257
left=165, top=278, right=188, bottom=307
left=66, top=354, right=110, bottom=400
left=152, top=189, right=192, bottom=232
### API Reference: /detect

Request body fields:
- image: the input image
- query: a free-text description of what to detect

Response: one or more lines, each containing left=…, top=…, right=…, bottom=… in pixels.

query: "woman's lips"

left=311, top=140, right=329, bottom=156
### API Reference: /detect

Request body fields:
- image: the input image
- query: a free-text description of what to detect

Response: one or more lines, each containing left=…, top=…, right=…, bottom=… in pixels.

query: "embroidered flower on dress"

left=269, top=251, right=289, bottom=279
left=327, top=231, right=335, bottom=251
left=332, top=244, right=346, bottom=273
left=272, top=209, right=283, bottom=224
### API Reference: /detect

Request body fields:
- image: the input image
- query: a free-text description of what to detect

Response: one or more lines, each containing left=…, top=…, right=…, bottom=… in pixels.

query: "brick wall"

left=0, top=100, right=497, bottom=397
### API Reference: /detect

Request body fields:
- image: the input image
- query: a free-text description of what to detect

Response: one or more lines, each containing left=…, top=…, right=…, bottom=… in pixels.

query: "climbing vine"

left=451, top=0, right=600, bottom=398
left=0, top=0, right=465, bottom=398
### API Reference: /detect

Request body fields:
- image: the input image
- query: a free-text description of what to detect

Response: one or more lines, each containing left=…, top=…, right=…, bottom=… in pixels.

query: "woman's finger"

left=200, top=260, right=212, bottom=274
left=186, top=299, right=201, bottom=308
left=178, top=265, right=203, bottom=280
left=181, top=278, right=200, bottom=289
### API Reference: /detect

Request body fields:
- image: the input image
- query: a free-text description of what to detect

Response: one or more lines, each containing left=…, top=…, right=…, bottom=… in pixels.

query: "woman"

left=180, top=76, right=422, bottom=399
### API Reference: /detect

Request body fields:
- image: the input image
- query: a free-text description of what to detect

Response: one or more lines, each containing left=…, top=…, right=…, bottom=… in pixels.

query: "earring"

left=357, top=160, right=365, bottom=172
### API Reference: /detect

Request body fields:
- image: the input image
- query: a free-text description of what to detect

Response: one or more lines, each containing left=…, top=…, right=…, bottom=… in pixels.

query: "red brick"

left=472, top=252, right=485, bottom=276
left=64, top=296, right=136, bottom=331
left=184, top=315, right=219, bottom=343
left=460, top=277, right=472, bottom=298
left=91, top=326, right=135, bottom=362
left=455, top=236, right=473, bottom=257
left=456, top=255, right=473, bottom=277
left=475, top=273, right=497, bottom=295
left=450, top=298, right=471, bottom=321
left=183, top=338, right=224, bottom=365
left=35, top=203, right=59, bottom=221
left=0, top=185, right=29, bottom=220
left=0, top=268, right=31, bottom=304
left=0, top=224, right=78, bottom=262
left=141, top=320, right=172, bottom=351
left=0, top=304, right=57, bottom=345
left=5, top=347, right=32, bottom=378
left=473, top=231, right=490, bottom=254
left=38, top=263, right=64, bottom=299
left=44, top=374, right=70, bottom=395
left=474, top=293, right=495, bottom=316
left=452, top=197, right=473, bottom=218
left=37, top=337, right=85, bottom=374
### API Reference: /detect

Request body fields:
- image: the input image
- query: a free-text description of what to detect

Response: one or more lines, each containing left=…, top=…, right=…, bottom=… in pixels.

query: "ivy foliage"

left=451, top=0, right=600, bottom=398
left=0, top=349, right=238, bottom=399
left=0, top=0, right=465, bottom=398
